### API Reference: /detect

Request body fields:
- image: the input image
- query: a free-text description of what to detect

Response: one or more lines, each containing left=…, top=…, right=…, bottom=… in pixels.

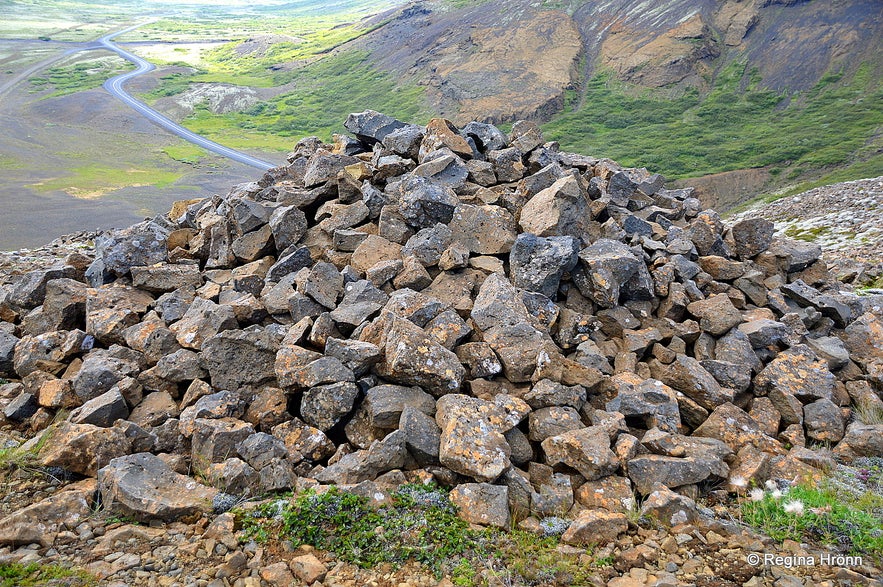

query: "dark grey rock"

left=510, top=233, right=578, bottom=299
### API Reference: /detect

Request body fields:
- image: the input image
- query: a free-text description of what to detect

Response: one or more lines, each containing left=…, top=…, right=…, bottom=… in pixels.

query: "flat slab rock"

left=98, top=452, right=218, bottom=523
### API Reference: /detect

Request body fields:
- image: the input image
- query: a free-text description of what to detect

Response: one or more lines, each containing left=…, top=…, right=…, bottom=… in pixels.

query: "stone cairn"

left=1, top=111, right=882, bottom=540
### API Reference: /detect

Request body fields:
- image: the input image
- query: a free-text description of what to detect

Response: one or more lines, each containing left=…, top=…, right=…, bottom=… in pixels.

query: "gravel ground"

left=727, top=176, right=883, bottom=286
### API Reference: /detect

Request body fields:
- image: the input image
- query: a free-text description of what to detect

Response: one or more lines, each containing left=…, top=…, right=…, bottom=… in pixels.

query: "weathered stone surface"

left=72, top=353, right=139, bottom=402
left=171, top=297, right=238, bottom=350
left=131, top=391, right=180, bottom=428
left=437, top=394, right=510, bottom=482
left=377, top=314, right=465, bottom=396
left=363, top=384, right=435, bottom=428
left=345, top=110, right=408, bottom=144
left=730, top=218, right=774, bottom=258
left=693, top=403, right=783, bottom=455
left=835, top=423, right=883, bottom=459
left=687, top=294, right=741, bottom=336
left=803, top=398, right=846, bottom=443
left=450, top=483, right=510, bottom=529
left=301, top=382, right=359, bottom=431
left=272, top=419, right=335, bottom=462
left=510, top=233, right=579, bottom=299
left=561, top=509, right=628, bottom=545
left=520, top=174, right=588, bottom=238
left=606, top=377, right=680, bottom=433
left=0, top=481, right=94, bottom=547
left=399, top=405, right=440, bottom=466
left=314, top=430, right=406, bottom=484
left=40, top=422, right=132, bottom=476
left=640, top=484, right=700, bottom=526
left=398, top=175, right=459, bottom=229
left=574, top=238, right=641, bottom=308
left=3, top=391, right=38, bottom=421
left=628, top=455, right=717, bottom=495
left=192, top=417, right=255, bottom=465
left=199, top=328, right=277, bottom=390
left=650, top=354, right=732, bottom=411
left=528, top=406, right=583, bottom=442
left=449, top=204, right=518, bottom=255
left=70, top=387, right=129, bottom=427
left=471, top=273, right=548, bottom=382
left=98, top=453, right=217, bottom=522
left=754, top=344, right=836, bottom=401
left=131, top=263, right=202, bottom=294
left=86, top=286, right=154, bottom=345
left=93, top=221, right=169, bottom=277
left=541, top=426, right=619, bottom=481
left=575, top=476, right=635, bottom=513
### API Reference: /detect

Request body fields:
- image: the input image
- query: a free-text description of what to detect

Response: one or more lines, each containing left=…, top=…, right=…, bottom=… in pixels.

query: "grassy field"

left=27, top=163, right=183, bottom=199
left=28, top=54, right=133, bottom=96
left=544, top=62, right=883, bottom=182
left=167, top=50, right=429, bottom=148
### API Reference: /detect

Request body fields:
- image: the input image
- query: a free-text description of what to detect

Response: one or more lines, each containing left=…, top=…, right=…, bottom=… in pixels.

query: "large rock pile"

left=2, top=111, right=883, bottom=538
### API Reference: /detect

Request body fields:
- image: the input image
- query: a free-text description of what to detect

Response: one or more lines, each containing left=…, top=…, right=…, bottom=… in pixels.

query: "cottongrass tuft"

left=749, top=488, right=765, bottom=502
left=782, top=500, right=805, bottom=516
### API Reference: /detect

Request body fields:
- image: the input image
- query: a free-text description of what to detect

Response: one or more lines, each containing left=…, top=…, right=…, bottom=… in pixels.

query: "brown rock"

left=561, top=509, right=628, bottom=545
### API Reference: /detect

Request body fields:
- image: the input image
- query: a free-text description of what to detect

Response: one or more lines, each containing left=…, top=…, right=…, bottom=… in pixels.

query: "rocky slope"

left=728, top=176, right=883, bottom=285
left=1, top=111, right=883, bottom=585
left=353, top=0, right=883, bottom=123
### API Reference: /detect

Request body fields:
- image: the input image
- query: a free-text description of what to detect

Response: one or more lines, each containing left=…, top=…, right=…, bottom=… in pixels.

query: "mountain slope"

left=344, top=0, right=882, bottom=206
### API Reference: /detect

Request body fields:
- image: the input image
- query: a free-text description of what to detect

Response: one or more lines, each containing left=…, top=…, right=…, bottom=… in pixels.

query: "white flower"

left=771, top=489, right=783, bottom=500
left=765, top=480, right=777, bottom=491
left=783, top=500, right=805, bottom=516
left=749, top=488, right=765, bottom=502
left=731, top=476, right=748, bottom=489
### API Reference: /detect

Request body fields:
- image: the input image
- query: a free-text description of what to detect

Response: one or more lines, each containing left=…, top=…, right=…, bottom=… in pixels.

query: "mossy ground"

left=0, top=562, right=96, bottom=587
left=238, top=483, right=606, bottom=586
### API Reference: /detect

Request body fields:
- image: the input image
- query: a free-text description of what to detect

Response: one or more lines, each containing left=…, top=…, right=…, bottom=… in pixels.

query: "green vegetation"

left=28, top=164, right=182, bottom=198
left=29, top=56, right=133, bottom=97
left=741, top=480, right=883, bottom=564
left=0, top=427, right=52, bottom=478
left=782, top=225, right=830, bottom=242
left=0, top=562, right=96, bottom=587
left=240, top=483, right=607, bottom=586
left=544, top=62, right=883, bottom=182
left=175, top=51, right=428, bottom=149
left=161, top=143, right=210, bottom=166
left=854, top=400, right=883, bottom=425
left=241, top=484, right=490, bottom=575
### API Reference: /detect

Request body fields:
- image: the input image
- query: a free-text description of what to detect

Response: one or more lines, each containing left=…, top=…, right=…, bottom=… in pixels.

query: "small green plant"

left=0, top=561, right=96, bottom=587
left=741, top=483, right=883, bottom=563
left=240, top=483, right=490, bottom=576
left=239, top=484, right=614, bottom=585
left=854, top=401, right=883, bottom=425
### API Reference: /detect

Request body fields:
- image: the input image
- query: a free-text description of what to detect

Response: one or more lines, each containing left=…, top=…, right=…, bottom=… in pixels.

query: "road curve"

left=99, top=24, right=277, bottom=171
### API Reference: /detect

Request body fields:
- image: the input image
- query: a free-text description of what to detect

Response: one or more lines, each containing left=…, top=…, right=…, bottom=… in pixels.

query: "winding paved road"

left=99, top=24, right=276, bottom=171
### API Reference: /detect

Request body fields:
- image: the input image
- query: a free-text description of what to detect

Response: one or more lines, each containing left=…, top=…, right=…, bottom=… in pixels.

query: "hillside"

left=347, top=0, right=883, bottom=207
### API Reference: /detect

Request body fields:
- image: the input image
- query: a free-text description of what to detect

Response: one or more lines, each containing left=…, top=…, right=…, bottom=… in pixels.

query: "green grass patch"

left=782, top=225, right=830, bottom=242
left=0, top=561, right=96, bottom=587
left=239, top=483, right=606, bottom=586
left=161, top=143, right=209, bottom=165
left=29, top=56, right=133, bottom=97
left=544, top=61, right=883, bottom=182
left=28, top=164, right=182, bottom=197
left=176, top=50, right=428, bottom=148
left=741, top=483, right=883, bottom=563
left=241, top=484, right=490, bottom=575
